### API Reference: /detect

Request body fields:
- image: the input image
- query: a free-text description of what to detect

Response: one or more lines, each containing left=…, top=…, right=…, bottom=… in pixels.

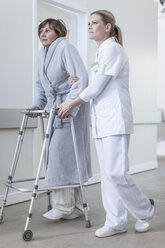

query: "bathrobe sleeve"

left=32, top=72, right=47, bottom=110
left=62, top=43, right=88, bottom=116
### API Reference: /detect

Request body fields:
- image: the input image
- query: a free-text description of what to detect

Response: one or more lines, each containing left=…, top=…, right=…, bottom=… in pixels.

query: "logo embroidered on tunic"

left=91, top=61, right=99, bottom=68
left=91, top=61, right=99, bottom=72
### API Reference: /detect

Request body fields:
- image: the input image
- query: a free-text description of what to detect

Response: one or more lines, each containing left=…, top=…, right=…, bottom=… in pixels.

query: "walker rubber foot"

left=85, top=220, right=91, bottom=228
left=48, top=205, right=52, bottom=211
left=0, top=216, right=3, bottom=224
left=23, top=230, right=33, bottom=241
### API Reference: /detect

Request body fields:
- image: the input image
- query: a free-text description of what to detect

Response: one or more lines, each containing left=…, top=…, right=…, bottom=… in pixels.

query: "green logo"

left=91, top=61, right=99, bottom=68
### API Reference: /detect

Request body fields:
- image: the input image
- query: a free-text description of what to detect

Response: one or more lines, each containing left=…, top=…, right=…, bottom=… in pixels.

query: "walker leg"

left=23, top=109, right=55, bottom=241
left=0, top=187, right=9, bottom=223
left=83, top=200, right=91, bottom=228
left=70, top=117, right=91, bottom=228
left=0, top=114, right=28, bottom=223
left=47, top=191, right=52, bottom=211
left=39, top=116, right=52, bottom=211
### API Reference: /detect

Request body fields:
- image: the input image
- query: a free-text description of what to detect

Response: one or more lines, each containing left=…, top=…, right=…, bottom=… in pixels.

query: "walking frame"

left=0, top=109, right=91, bottom=241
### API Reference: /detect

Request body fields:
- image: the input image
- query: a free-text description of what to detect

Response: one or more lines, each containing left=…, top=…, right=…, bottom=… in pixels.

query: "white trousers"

left=95, top=134, right=154, bottom=230
left=52, top=188, right=83, bottom=215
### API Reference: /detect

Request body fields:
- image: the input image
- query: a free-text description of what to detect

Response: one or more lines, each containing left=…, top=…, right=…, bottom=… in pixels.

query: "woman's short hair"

left=90, top=10, right=123, bottom=46
left=38, top=18, right=67, bottom=37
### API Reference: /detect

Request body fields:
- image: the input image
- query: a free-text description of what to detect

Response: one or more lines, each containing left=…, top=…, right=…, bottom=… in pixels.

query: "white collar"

left=97, top=37, right=115, bottom=53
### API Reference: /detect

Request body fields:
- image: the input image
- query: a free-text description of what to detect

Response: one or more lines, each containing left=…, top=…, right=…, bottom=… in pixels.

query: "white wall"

left=156, top=2, right=165, bottom=157
left=0, top=0, right=37, bottom=205
left=157, top=3, right=165, bottom=110
left=0, top=0, right=33, bottom=108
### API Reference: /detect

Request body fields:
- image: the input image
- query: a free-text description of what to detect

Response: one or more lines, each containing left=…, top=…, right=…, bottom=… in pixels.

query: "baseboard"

left=128, top=161, right=158, bottom=174
left=0, top=191, right=32, bottom=206
left=0, top=162, right=158, bottom=206
left=0, top=176, right=102, bottom=206
left=133, top=110, right=161, bottom=124
left=85, top=173, right=100, bottom=186
left=86, top=161, right=158, bottom=185
left=157, top=155, right=165, bottom=160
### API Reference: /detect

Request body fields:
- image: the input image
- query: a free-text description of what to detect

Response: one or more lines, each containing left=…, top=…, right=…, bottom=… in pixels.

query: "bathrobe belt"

left=49, top=87, right=70, bottom=129
left=45, top=88, right=70, bottom=166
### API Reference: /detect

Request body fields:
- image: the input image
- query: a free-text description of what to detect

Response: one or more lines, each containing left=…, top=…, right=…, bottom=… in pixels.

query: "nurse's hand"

left=67, top=72, right=79, bottom=87
left=56, top=103, right=74, bottom=119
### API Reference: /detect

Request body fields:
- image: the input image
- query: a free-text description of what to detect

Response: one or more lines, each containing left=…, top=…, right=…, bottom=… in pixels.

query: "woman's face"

left=88, top=14, right=111, bottom=44
left=39, top=23, right=58, bottom=48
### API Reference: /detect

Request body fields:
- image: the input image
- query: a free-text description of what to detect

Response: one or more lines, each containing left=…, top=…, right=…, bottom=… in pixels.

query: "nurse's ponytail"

left=111, top=24, right=123, bottom=46
left=90, top=10, right=123, bottom=46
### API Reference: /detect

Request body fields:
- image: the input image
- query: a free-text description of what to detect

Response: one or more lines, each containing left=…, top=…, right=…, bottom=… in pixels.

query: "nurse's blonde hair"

left=90, top=10, right=123, bottom=46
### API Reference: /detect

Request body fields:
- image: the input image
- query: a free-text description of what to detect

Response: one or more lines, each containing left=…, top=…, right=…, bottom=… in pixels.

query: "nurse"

left=57, top=10, right=155, bottom=237
left=29, top=19, right=92, bottom=220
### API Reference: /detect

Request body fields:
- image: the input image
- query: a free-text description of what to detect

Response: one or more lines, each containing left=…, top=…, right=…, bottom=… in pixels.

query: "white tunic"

left=80, top=38, right=134, bottom=138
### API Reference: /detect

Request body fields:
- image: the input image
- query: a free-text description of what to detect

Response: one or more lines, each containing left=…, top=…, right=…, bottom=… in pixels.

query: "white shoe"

left=61, top=209, right=81, bottom=220
left=134, top=219, right=152, bottom=233
left=134, top=199, right=155, bottom=233
left=43, top=209, right=63, bottom=220
left=95, top=225, right=127, bottom=238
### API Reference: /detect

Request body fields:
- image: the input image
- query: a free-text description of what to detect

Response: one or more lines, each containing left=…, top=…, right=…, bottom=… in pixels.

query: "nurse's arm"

left=57, top=74, right=111, bottom=118
left=79, top=74, right=112, bottom=102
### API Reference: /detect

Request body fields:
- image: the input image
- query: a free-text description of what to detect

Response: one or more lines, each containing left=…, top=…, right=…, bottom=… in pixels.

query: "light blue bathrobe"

left=33, top=37, right=92, bottom=187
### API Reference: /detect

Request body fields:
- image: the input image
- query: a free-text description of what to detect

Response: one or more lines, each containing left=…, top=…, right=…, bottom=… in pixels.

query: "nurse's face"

left=88, top=14, right=111, bottom=45
left=39, top=23, right=58, bottom=49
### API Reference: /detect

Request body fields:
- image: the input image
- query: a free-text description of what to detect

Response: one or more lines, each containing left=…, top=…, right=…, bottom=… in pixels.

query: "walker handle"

left=21, top=109, right=58, bottom=116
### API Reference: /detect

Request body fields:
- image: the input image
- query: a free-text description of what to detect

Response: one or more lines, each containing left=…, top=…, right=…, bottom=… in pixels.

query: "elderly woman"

left=30, top=18, right=92, bottom=220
